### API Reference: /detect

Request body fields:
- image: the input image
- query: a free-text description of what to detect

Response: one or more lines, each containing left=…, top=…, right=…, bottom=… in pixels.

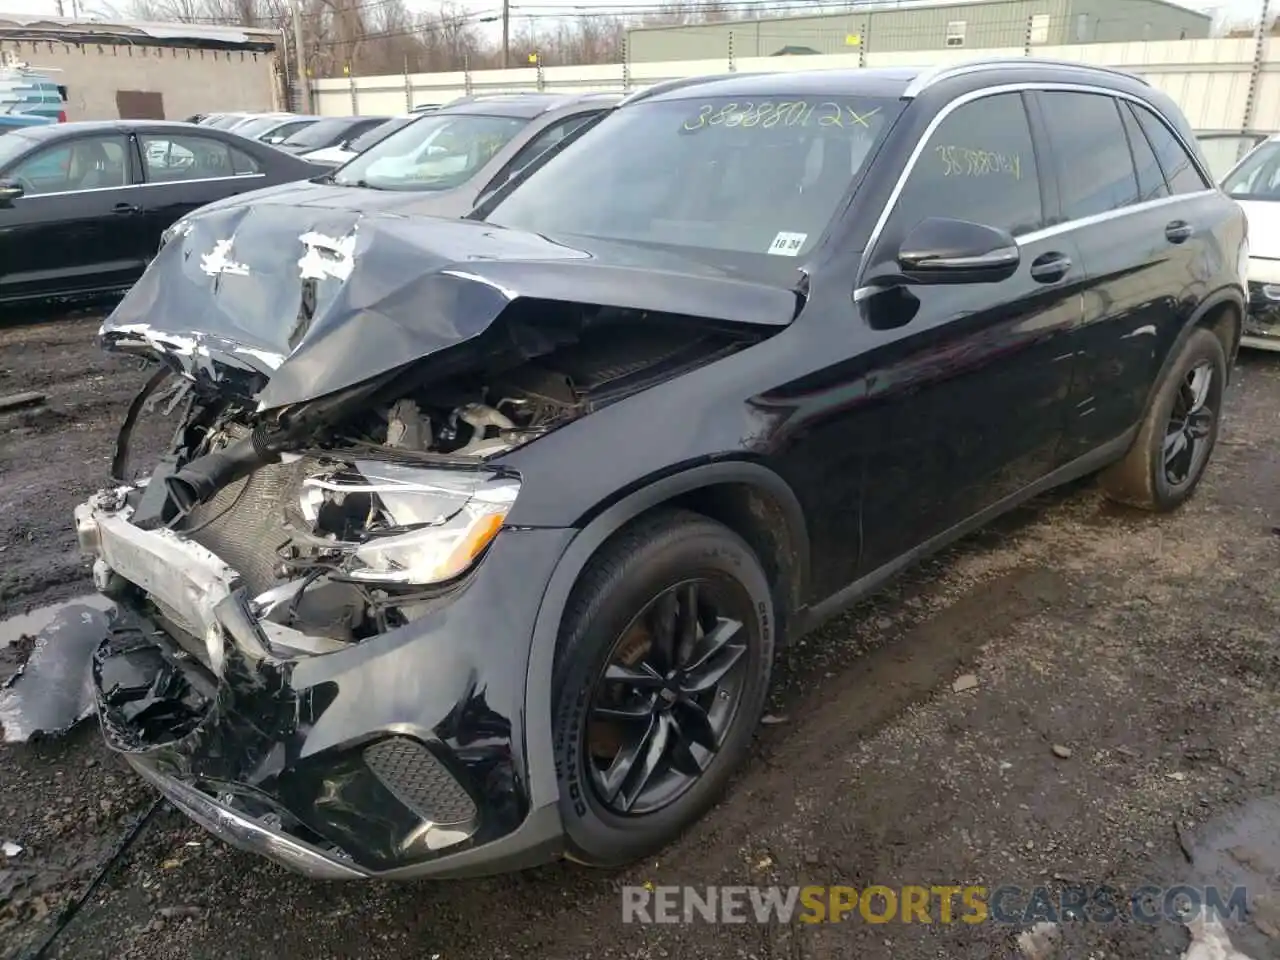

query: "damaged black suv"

left=77, top=59, right=1245, bottom=880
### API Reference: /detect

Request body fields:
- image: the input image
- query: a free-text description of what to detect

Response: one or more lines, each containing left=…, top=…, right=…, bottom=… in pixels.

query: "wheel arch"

left=520, top=460, right=810, bottom=818
left=1139, top=289, right=1242, bottom=428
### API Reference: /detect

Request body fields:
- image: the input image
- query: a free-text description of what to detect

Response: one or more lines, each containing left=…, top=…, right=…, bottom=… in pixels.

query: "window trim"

left=856, top=81, right=1216, bottom=292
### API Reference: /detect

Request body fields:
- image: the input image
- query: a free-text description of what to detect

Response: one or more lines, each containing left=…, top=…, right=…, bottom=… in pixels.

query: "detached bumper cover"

left=1244, top=281, right=1280, bottom=350
left=78, top=489, right=575, bottom=879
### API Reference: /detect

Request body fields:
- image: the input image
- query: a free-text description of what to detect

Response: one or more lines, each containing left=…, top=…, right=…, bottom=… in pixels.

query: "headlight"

left=299, top=461, right=518, bottom=585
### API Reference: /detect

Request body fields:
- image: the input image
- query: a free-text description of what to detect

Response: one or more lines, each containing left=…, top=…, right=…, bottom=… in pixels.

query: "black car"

left=273, top=115, right=389, bottom=155
left=0, top=120, right=323, bottom=304
left=186, top=92, right=622, bottom=220
left=77, top=59, right=1244, bottom=881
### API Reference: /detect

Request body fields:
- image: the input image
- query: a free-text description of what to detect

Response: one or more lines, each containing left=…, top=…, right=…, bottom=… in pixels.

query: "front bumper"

left=1244, top=280, right=1280, bottom=352
left=76, top=487, right=575, bottom=879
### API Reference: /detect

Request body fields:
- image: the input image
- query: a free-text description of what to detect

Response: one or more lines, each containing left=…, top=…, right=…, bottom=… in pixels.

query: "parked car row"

left=65, top=59, right=1261, bottom=886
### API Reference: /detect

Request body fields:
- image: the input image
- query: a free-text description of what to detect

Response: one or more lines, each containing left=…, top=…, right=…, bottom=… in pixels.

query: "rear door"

left=1035, top=91, right=1217, bottom=462
left=0, top=132, right=145, bottom=300
left=134, top=130, right=268, bottom=251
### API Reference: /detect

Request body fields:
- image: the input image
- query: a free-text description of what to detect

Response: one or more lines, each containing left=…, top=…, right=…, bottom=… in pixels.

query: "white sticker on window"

left=767, top=231, right=807, bottom=256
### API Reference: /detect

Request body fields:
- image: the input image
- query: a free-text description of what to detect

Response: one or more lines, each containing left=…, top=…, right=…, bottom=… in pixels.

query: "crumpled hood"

left=99, top=189, right=799, bottom=412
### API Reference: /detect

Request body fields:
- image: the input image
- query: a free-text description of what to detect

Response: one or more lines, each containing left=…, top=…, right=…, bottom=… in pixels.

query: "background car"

left=1220, top=133, right=1280, bottom=351
left=0, top=119, right=323, bottom=305
left=1197, top=130, right=1269, bottom=183
left=226, top=112, right=296, bottom=138
left=301, top=113, right=418, bottom=167
left=201, top=112, right=254, bottom=130
left=0, top=67, right=66, bottom=128
left=273, top=115, right=389, bottom=154
left=318, top=92, right=620, bottom=216
left=255, top=115, right=319, bottom=145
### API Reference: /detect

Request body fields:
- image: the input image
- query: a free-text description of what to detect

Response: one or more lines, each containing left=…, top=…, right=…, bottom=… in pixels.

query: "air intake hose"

left=165, top=426, right=288, bottom=513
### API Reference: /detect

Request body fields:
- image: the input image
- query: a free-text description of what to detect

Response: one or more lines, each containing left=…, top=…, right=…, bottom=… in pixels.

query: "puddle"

left=0, top=594, right=114, bottom=743
left=1151, top=795, right=1280, bottom=958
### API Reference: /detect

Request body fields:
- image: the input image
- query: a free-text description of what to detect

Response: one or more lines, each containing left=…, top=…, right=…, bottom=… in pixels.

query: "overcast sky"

left=0, top=0, right=1265, bottom=32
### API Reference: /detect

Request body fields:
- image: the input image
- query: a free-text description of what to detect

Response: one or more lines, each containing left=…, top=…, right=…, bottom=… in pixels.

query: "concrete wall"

left=622, top=0, right=1210, bottom=63
left=0, top=38, right=281, bottom=120
left=315, top=37, right=1280, bottom=136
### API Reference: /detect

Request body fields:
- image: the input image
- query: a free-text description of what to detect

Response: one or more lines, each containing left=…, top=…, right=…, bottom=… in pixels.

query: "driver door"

left=0, top=133, right=145, bottom=302
left=852, top=90, right=1084, bottom=574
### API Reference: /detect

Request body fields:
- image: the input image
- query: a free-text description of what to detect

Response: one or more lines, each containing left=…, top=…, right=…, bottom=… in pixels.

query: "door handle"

left=112, top=202, right=141, bottom=215
left=1165, top=220, right=1193, bottom=244
left=1029, top=252, right=1072, bottom=284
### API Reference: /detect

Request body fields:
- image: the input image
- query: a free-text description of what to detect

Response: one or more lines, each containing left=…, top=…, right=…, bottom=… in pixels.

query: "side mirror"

left=896, top=217, right=1020, bottom=284
left=0, top=180, right=24, bottom=205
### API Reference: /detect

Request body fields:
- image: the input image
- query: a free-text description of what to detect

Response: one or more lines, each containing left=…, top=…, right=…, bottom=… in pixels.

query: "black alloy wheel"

left=551, top=510, right=774, bottom=867
left=1100, top=326, right=1226, bottom=511
left=586, top=577, right=749, bottom=817
left=1162, top=361, right=1215, bottom=488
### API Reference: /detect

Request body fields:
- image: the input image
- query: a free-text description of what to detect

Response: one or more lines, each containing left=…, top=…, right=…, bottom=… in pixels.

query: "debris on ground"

left=1051, top=744, right=1073, bottom=758
left=2, top=841, right=22, bottom=857
left=0, top=391, right=45, bottom=412
left=951, top=673, right=979, bottom=693
left=1015, top=920, right=1060, bottom=959
left=1182, top=907, right=1258, bottom=960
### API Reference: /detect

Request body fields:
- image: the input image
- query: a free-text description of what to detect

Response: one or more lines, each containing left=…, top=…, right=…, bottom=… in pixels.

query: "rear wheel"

left=1100, top=327, right=1226, bottom=511
left=551, top=510, right=774, bottom=867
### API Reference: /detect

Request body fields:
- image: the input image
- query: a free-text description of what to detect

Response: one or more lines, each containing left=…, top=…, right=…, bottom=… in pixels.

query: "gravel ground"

left=1, top=310, right=1278, bottom=960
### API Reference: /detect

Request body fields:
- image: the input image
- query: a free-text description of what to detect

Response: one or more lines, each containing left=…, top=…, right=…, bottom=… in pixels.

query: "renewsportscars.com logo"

left=621, top=884, right=1249, bottom=925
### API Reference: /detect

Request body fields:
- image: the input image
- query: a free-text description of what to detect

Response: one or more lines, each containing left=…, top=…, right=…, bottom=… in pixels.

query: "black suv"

left=78, top=58, right=1245, bottom=881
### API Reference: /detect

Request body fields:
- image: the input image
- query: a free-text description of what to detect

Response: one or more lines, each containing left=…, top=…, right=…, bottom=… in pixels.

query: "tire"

left=551, top=509, right=774, bottom=868
left=1100, top=326, right=1227, bottom=512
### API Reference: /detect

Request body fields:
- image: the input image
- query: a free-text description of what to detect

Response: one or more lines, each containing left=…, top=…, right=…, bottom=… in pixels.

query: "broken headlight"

left=300, top=462, right=518, bottom=585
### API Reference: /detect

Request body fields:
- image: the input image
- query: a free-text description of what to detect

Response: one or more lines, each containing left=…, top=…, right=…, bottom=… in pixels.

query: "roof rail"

left=619, top=72, right=768, bottom=107
left=901, top=57, right=1149, bottom=98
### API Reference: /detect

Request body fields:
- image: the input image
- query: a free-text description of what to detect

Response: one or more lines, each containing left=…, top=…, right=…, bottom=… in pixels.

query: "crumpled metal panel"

left=0, top=595, right=114, bottom=743
left=96, top=193, right=798, bottom=414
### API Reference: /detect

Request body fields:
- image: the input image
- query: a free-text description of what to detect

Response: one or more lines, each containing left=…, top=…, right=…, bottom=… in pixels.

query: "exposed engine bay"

left=93, top=310, right=756, bottom=658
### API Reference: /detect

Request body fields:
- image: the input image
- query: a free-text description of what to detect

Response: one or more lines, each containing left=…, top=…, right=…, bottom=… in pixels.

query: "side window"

left=6, top=135, right=129, bottom=195
left=139, top=134, right=236, bottom=183
left=886, top=92, right=1042, bottom=244
left=1129, top=103, right=1209, bottom=195
left=1119, top=103, right=1168, bottom=202
left=1040, top=92, right=1138, bottom=221
left=497, top=114, right=596, bottom=186
left=230, top=146, right=261, bottom=175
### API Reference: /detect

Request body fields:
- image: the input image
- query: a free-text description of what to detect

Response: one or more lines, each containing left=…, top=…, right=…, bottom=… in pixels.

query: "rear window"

left=485, top=95, right=900, bottom=270
left=0, top=130, right=38, bottom=166
left=283, top=118, right=361, bottom=148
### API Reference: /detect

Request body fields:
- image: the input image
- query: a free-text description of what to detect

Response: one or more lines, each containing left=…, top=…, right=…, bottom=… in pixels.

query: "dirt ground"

left=0, top=310, right=1277, bottom=960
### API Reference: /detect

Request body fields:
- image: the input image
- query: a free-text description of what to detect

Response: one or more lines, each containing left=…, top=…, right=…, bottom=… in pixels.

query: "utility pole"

left=502, top=0, right=510, bottom=67
left=291, top=0, right=311, bottom=112
left=54, top=0, right=64, bottom=16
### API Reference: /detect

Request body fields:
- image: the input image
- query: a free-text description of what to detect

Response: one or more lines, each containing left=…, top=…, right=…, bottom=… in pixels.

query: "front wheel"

left=551, top=510, right=775, bottom=868
left=1100, top=326, right=1227, bottom=511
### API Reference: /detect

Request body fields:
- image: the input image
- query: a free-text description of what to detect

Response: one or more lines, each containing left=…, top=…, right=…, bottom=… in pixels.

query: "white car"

left=302, top=114, right=417, bottom=167
left=1220, top=133, right=1280, bottom=352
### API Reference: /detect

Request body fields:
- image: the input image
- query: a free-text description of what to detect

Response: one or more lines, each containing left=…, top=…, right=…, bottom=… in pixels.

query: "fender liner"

left=520, top=459, right=810, bottom=816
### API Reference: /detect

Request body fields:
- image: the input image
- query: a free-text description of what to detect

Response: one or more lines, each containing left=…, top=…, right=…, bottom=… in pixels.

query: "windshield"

left=0, top=130, right=37, bottom=167
left=233, top=115, right=287, bottom=137
left=284, top=118, right=359, bottom=148
left=333, top=112, right=529, bottom=190
left=1221, top=139, right=1280, bottom=199
left=485, top=95, right=899, bottom=266
left=347, top=115, right=415, bottom=153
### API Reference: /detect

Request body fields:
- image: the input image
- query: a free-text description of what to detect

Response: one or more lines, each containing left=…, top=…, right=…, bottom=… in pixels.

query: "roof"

left=4, top=118, right=220, bottom=139
left=625, top=59, right=1153, bottom=104
left=436, top=90, right=622, bottom=118
left=0, top=14, right=279, bottom=49
left=626, top=0, right=1210, bottom=33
